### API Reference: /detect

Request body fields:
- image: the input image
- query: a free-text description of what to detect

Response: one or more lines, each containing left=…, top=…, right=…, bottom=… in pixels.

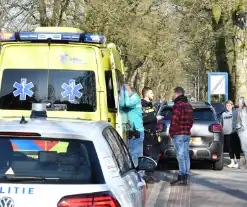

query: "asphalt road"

left=146, top=155, right=247, bottom=207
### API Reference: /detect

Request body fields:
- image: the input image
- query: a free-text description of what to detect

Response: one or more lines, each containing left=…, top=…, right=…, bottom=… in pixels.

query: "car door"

left=113, top=130, right=146, bottom=207
left=108, top=127, right=145, bottom=207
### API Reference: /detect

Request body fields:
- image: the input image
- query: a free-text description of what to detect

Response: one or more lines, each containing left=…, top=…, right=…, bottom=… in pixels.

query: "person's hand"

left=124, top=84, right=130, bottom=90
left=124, top=84, right=133, bottom=95
left=156, top=115, right=164, bottom=121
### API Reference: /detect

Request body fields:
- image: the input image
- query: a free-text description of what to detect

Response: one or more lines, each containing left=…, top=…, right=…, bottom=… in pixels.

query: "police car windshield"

left=0, top=138, right=104, bottom=184
left=0, top=69, right=96, bottom=112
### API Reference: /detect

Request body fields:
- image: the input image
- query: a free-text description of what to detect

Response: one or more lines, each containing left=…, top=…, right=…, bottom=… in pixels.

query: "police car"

left=0, top=104, right=156, bottom=207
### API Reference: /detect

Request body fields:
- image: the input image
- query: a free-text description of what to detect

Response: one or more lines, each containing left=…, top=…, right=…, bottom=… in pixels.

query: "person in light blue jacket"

left=120, top=84, right=144, bottom=167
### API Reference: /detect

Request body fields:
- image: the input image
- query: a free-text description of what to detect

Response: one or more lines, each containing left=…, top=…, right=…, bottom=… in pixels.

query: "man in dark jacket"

left=142, top=87, right=164, bottom=157
left=169, top=87, right=193, bottom=186
left=141, top=87, right=164, bottom=182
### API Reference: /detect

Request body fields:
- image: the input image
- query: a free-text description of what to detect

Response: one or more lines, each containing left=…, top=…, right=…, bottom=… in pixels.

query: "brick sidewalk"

left=146, top=168, right=247, bottom=207
left=167, top=173, right=191, bottom=207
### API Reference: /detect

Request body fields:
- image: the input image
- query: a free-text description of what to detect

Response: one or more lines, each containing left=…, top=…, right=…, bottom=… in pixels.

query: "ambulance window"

left=105, top=71, right=116, bottom=111
left=0, top=69, right=97, bottom=112
left=0, top=69, right=47, bottom=110
left=116, top=70, right=124, bottom=94
left=48, top=70, right=96, bottom=112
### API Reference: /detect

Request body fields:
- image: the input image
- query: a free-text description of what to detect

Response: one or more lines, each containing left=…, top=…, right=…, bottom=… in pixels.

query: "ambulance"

left=0, top=27, right=127, bottom=153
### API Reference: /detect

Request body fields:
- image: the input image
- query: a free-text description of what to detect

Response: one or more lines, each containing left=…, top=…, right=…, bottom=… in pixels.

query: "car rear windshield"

left=0, top=138, right=104, bottom=184
left=0, top=69, right=96, bottom=112
left=160, top=107, right=216, bottom=121
left=211, top=103, right=225, bottom=114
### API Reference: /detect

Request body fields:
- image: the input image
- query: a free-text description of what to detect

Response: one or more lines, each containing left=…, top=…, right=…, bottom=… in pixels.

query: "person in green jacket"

left=120, top=84, right=144, bottom=167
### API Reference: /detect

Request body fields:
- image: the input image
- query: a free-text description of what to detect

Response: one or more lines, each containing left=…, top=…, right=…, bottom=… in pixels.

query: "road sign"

left=210, top=75, right=226, bottom=94
left=208, top=72, right=228, bottom=103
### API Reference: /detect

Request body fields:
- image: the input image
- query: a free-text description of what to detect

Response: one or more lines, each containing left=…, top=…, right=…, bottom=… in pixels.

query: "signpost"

left=208, top=72, right=228, bottom=103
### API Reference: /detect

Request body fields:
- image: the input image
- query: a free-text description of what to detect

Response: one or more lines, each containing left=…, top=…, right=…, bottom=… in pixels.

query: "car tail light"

left=57, top=191, right=121, bottom=207
left=210, top=123, right=222, bottom=133
left=212, top=154, right=217, bottom=159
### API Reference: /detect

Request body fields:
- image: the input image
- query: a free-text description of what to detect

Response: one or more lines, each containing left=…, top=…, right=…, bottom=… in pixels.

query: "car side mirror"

left=137, top=156, right=157, bottom=171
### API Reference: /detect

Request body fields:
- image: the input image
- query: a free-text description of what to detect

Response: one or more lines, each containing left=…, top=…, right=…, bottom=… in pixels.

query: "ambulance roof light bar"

left=0, top=32, right=105, bottom=44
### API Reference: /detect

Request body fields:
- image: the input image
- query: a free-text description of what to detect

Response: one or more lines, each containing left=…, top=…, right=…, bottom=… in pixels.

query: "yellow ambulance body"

left=0, top=27, right=126, bottom=140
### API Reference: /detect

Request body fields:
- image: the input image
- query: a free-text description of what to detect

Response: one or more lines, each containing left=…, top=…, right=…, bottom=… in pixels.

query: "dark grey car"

left=157, top=102, right=224, bottom=171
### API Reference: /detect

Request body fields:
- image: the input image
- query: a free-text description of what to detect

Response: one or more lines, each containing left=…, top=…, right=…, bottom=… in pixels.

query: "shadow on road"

left=158, top=153, right=234, bottom=171
left=157, top=159, right=212, bottom=171
left=191, top=172, right=247, bottom=202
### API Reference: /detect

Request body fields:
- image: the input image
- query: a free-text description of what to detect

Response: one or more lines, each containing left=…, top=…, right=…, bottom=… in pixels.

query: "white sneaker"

left=233, top=163, right=241, bottom=169
left=227, top=162, right=235, bottom=168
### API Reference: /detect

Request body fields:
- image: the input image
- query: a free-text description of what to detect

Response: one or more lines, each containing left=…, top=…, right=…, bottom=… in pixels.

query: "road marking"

left=146, top=182, right=163, bottom=207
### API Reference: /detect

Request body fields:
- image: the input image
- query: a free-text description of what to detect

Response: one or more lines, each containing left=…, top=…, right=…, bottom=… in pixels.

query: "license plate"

left=190, top=137, right=201, bottom=143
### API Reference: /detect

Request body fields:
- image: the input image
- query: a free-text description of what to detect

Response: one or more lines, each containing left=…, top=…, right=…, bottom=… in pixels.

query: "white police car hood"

left=0, top=183, right=108, bottom=207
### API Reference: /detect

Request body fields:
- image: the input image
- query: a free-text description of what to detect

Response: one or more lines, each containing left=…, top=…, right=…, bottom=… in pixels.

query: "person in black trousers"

left=222, top=100, right=242, bottom=168
left=141, top=87, right=164, bottom=183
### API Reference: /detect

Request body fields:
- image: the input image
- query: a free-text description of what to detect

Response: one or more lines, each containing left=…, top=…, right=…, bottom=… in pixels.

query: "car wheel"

left=212, top=154, right=224, bottom=171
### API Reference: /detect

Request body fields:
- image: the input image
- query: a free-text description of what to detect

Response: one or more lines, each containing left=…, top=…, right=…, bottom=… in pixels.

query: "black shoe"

left=183, top=175, right=188, bottom=185
left=170, top=175, right=187, bottom=186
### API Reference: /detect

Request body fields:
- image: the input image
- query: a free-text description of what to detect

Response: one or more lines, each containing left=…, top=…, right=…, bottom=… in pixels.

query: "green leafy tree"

left=82, top=0, right=185, bottom=99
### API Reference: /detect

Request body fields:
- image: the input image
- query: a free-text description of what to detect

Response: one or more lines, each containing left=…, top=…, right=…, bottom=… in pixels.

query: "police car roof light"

left=0, top=31, right=105, bottom=44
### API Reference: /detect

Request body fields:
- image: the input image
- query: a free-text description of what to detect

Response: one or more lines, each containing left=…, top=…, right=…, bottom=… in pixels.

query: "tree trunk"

left=50, top=0, right=61, bottom=26
left=212, top=16, right=234, bottom=101
left=235, top=27, right=247, bottom=100
left=38, top=0, right=48, bottom=26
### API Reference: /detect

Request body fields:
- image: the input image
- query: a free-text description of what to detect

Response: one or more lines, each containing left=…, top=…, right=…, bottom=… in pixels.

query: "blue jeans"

left=172, top=135, right=190, bottom=176
left=128, top=131, right=144, bottom=167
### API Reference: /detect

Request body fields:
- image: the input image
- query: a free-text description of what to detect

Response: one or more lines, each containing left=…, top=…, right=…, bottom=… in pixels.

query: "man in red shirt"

left=169, top=87, right=193, bottom=186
